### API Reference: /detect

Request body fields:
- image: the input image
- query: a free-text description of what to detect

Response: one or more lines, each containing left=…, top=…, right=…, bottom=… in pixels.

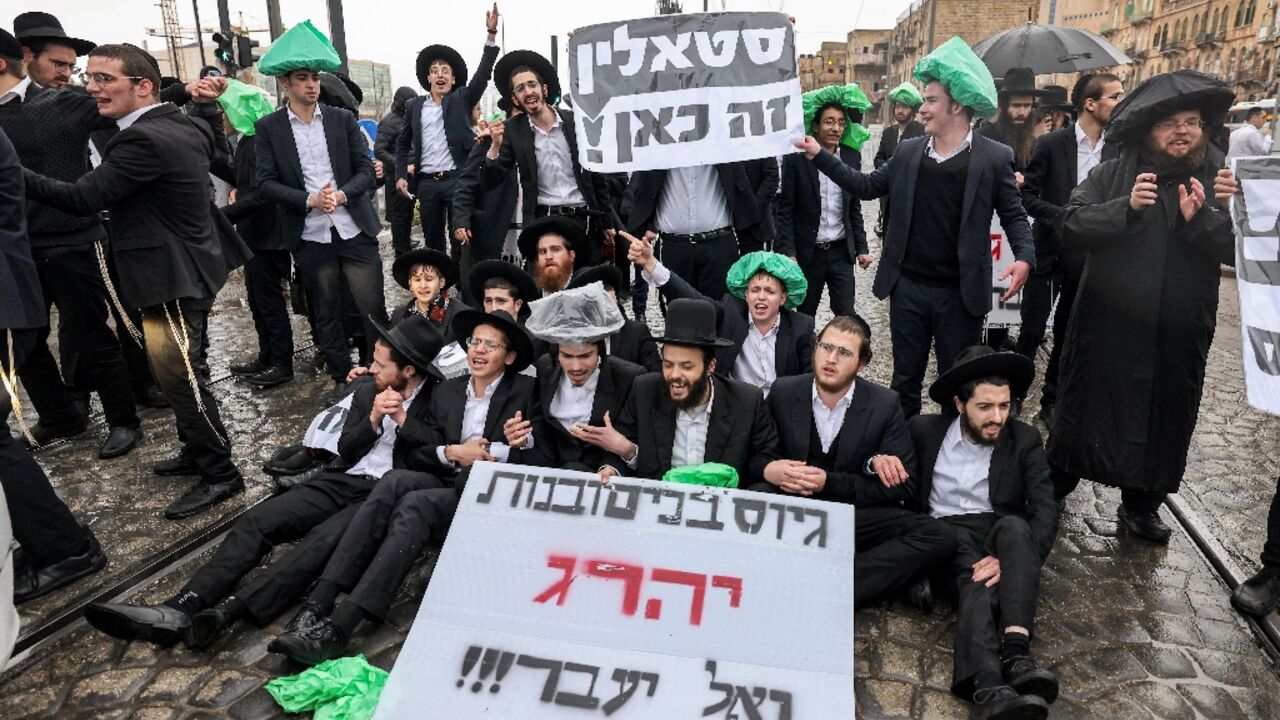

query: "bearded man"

left=977, top=67, right=1043, bottom=176
left=517, top=215, right=578, bottom=295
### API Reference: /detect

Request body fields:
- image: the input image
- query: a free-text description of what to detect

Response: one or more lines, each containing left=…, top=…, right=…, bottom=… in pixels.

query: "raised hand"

left=1178, top=177, right=1206, bottom=222
left=503, top=410, right=532, bottom=448
left=1129, top=172, right=1159, bottom=212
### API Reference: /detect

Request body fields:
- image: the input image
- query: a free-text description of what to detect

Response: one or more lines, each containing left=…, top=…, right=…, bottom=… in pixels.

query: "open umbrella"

left=973, top=23, right=1131, bottom=77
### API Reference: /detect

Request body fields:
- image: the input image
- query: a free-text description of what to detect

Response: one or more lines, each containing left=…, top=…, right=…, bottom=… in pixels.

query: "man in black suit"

left=84, top=317, right=446, bottom=650
left=628, top=236, right=812, bottom=397
left=975, top=67, right=1043, bottom=178
left=595, top=298, right=781, bottom=483
left=375, top=86, right=417, bottom=256
left=451, top=102, right=519, bottom=291
left=909, top=346, right=1058, bottom=720
left=777, top=98, right=871, bottom=318
left=22, top=44, right=250, bottom=520
left=270, top=309, right=545, bottom=665
left=1019, top=72, right=1122, bottom=426
left=873, top=83, right=925, bottom=237
left=756, top=315, right=954, bottom=608
left=566, top=265, right=661, bottom=372
left=796, top=52, right=1034, bottom=419
left=256, top=63, right=386, bottom=399
left=394, top=4, right=500, bottom=253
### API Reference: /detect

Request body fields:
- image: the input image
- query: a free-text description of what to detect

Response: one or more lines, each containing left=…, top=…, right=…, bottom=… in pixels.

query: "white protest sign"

left=373, top=462, right=854, bottom=719
left=1231, top=156, right=1280, bottom=416
left=302, top=393, right=353, bottom=454
left=568, top=12, right=804, bottom=172
left=988, top=213, right=1024, bottom=328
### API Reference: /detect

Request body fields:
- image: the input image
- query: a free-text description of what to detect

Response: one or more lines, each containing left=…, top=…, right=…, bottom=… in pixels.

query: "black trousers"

left=1040, top=263, right=1082, bottom=408
left=658, top=231, right=737, bottom=301
left=293, top=231, right=388, bottom=381
left=1262, top=476, right=1280, bottom=570
left=1050, top=466, right=1166, bottom=513
left=243, top=248, right=295, bottom=370
left=386, top=183, right=416, bottom=256
left=0, top=328, right=93, bottom=567
left=940, top=512, right=1042, bottom=700
left=888, top=275, right=985, bottom=419
left=182, top=471, right=377, bottom=624
left=1013, top=270, right=1053, bottom=360
left=854, top=505, right=956, bottom=609
left=416, top=174, right=456, bottom=253
left=320, top=469, right=458, bottom=620
left=798, top=242, right=856, bottom=318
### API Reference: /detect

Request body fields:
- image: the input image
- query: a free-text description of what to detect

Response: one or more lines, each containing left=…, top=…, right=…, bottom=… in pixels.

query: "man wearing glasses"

left=12, top=12, right=92, bottom=90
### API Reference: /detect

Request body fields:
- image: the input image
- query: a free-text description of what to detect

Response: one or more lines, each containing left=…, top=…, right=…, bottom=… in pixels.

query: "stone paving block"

left=855, top=678, right=914, bottom=719
left=1128, top=645, right=1198, bottom=680
left=913, top=687, right=968, bottom=719
left=187, top=669, right=264, bottom=710
left=64, top=666, right=154, bottom=711
left=125, top=706, right=180, bottom=720
left=136, top=666, right=212, bottom=705
left=1128, top=681, right=1197, bottom=719
left=226, top=687, right=285, bottom=720
left=1175, top=682, right=1251, bottom=720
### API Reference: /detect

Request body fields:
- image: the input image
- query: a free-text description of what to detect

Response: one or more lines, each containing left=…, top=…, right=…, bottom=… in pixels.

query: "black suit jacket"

left=254, top=104, right=381, bottom=250
left=603, top=373, right=780, bottom=483
left=451, top=139, right=518, bottom=261
left=610, top=319, right=661, bottom=373
left=395, top=44, right=497, bottom=179
left=220, top=133, right=280, bottom=250
left=657, top=267, right=813, bottom=382
left=0, top=127, right=43, bottom=331
left=332, top=375, right=440, bottom=472
left=626, top=162, right=768, bottom=237
left=1020, top=127, right=1120, bottom=274
left=776, top=147, right=867, bottom=262
left=873, top=120, right=925, bottom=169
left=767, top=374, right=916, bottom=506
left=23, top=103, right=247, bottom=309
left=908, top=414, right=1057, bottom=562
left=812, top=134, right=1035, bottom=317
left=408, top=372, right=549, bottom=477
left=388, top=297, right=472, bottom=344
left=536, top=354, right=646, bottom=469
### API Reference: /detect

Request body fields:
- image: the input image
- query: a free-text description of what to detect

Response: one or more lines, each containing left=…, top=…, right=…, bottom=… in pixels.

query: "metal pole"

left=266, top=0, right=284, bottom=39
left=326, top=0, right=350, bottom=74
left=192, top=0, right=208, bottom=68
left=217, top=0, right=231, bottom=32
left=550, top=34, right=558, bottom=73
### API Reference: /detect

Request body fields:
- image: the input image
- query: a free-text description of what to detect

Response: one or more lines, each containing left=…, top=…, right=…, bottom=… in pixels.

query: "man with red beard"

left=977, top=67, right=1043, bottom=180
left=518, top=215, right=579, bottom=295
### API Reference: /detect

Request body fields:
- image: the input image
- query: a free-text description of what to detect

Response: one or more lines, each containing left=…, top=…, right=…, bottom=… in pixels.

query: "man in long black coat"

left=375, top=86, right=417, bottom=256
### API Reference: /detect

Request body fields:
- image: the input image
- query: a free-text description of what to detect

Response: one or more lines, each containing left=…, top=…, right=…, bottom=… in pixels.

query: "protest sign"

left=373, top=462, right=855, bottom=719
left=1231, top=156, right=1280, bottom=416
left=302, top=393, right=353, bottom=454
left=567, top=12, right=804, bottom=172
left=988, top=213, right=1024, bottom=328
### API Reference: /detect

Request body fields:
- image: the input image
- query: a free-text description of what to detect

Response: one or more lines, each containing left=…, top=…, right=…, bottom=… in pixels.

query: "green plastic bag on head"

left=886, top=81, right=924, bottom=109
left=726, top=251, right=807, bottom=310
left=257, top=19, right=342, bottom=78
left=663, top=463, right=739, bottom=488
left=217, top=79, right=274, bottom=137
left=801, top=84, right=873, bottom=150
left=265, top=654, right=388, bottom=720
left=913, top=36, right=998, bottom=119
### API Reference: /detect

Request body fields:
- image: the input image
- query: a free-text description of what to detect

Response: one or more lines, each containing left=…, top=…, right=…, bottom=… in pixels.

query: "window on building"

left=1245, top=0, right=1256, bottom=24
left=1235, top=1, right=1245, bottom=27
left=1193, top=15, right=1200, bottom=37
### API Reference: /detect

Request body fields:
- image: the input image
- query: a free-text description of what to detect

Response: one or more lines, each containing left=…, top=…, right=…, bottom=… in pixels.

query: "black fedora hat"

left=319, top=72, right=362, bottom=113
left=450, top=309, right=535, bottom=374
left=997, top=67, right=1044, bottom=99
left=655, top=299, right=733, bottom=349
left=0, top=29, right=22, bottom=59
left=13, top=12, right=95, bottom=56
left=517, top=215, right=583, bottom=262
left=372, top=313, right=447, bottom=380
left=416, top=45, right=466, bottom=91
left=469, top=260, right=539, bottom=313
left=1039, top=85, right=1072, bottom=112
left=567, top=264, right=623, bottom=295
left=495, top=49, right=560, bottom=105
left=928, top=346, right=1034, bottom=406
left=392, top=248, right=458, bottom=291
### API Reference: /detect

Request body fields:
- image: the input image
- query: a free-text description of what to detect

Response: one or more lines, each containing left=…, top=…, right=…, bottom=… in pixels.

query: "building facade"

left=887, top=0, right=1042, bottom=93
left=847, top=28, right=892, bottom=117
left=799, top=41, right=849, bottom=92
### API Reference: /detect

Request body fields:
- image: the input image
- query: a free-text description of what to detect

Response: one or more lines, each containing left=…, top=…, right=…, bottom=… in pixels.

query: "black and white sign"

left=1232, top=156, right=1280, bottom=416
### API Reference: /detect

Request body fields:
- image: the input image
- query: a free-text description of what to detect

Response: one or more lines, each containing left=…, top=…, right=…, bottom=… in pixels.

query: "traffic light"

left=212, top=32, right=235, bottom=66
left=237, top=34, right=261, bottom=68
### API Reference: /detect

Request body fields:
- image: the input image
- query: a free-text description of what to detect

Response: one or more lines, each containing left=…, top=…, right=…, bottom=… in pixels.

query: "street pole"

left=326, top=0, right=350, bottom=74
left=265, top=0, right=284, bottom=39
left=192, top=0, right=208, bottom=69
left=217, top=0, right=231, bottom=33
left=550, top=34, right=558, bottom=73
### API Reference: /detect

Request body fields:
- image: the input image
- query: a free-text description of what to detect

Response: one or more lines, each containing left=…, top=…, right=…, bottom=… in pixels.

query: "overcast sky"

left=11, top=0, right=910, bottom=89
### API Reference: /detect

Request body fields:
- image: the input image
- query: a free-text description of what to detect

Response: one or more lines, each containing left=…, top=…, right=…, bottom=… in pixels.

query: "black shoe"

left=72, top=395, right=91, bottom=423
left=268, top=618, right=348, bottom=666
left=328, top=381, right=349, bottom=404
left=99, top=426, right=142, bottom=459
left=1003, top=655, right=1059, bottom=704
left=1232, top=567, right=1280, bottom=617
left=25, top=417, right=88, bottom=448
left=153, top=452, right=200, bottom=477
left=13, top=534, right=107, bottom=604
left=229, top=358, right=268, bottom=378
left=84, top=602, right=192, bottom=646
left=164, top=477, right=245, bottom=519
left=283, top=602, right=328, bottom=636
left=903, top=575, right=934, bottom=613
left=135, top=384, right=171, bottom=409
left=187, top=606, right=233, bottom=650
left=1118, top=505, right=1172, bottom=544
left=263, top=443, right=322, bottom=477
left=972, top=685, right=1049, bottom=720
left=247, top=366, right=294, bottom=389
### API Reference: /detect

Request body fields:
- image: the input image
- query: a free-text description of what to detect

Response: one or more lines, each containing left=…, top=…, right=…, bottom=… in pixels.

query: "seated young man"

left=755, top=315, right=955, bottom=609
left=84, top=316, right=446, bottom=649
left=910, top=346, right=1059, bottom=720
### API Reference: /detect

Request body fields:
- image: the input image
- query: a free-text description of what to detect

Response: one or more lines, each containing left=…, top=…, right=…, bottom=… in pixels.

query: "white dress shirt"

left=417, top=96, right=455, bottom=173
left=434, top=373, right=531, bottom=466
left=0, top=77, right=33, bottom=106
left=1075, top=123, right=1105, bottom=185
left=672, top=383, right=714, bottom=467
left=550, top=365, right=600, bottom=432
left=656, top=165, right=732, bottom=234
left=812, top=380, right=855, bottom=453
left=734, top=314, right=780, bottom=396
left=928, top=417, right=996, bottom=518
left=288, top=104, right=362, bottom=243
left=532, top=112, right=585, bottom=207
left=926, top=129, right=973, bottom=163
left=1227, top=123, right=1271, bottom=162
left=117, top=102, right=165, bottom=131
left=816, top=170, right=846, bottom=242
left=347, top=383, right=423, bottom=479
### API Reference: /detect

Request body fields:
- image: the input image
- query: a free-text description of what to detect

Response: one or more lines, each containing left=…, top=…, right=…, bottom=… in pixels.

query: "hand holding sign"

left=1215, top=168, right=1239, bottom=205
left=794, top=135, right=821, bottom=159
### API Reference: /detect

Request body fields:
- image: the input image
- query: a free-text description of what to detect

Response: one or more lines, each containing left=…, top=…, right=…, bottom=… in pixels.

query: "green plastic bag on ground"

left=726, top=251, right=808, bottom=309
left=257, top=19, right=342, bottom=77
left=663, top=463, right=739, bottom=488
left=886, top=81, right=924, bottom=109
left=801, top=84, right=873, bottom=151
left=217, top=79, right=274, bottom=137
left=264, top=654, right=388, bottom=720
left=913, top=36, right=998, bottom=119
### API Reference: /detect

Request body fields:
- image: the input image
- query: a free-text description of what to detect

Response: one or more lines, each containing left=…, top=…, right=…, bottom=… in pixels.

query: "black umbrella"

left=1104, top=69, right=1233, bottom=144
left=973, top=23, right=1131, bottom=77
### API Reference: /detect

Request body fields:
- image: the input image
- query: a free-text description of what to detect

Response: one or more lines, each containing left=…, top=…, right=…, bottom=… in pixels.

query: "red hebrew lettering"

left=650, top=568, right=708, bottom=625
left=585, top=560, right=646, bottom=617
left=533, top=555, right=578, bottom=606
left=990, top=233, right=1003, bottom=260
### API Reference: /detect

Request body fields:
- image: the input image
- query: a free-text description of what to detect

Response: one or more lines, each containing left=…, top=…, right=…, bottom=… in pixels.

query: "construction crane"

left=158, top=0, right=185, bottom=79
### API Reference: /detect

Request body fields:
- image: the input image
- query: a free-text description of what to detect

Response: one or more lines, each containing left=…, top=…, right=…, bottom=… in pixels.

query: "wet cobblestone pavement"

left=3, top=139, right=1279, bottom=718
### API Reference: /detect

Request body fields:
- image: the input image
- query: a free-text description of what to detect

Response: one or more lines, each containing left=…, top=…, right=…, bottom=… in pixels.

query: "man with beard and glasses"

left=977, top=67, right=1044, bottom=184
left=1047, top=70, right=1235, bottom=545
left=595, top=298, right=781, bottom=483
left=873, top=82, right=925, bottom=238
left=910, top=346, right=1058, bottom=720
left=12, top=12, right=93, bottom=90
left=518, top=215, right=578, bottom=295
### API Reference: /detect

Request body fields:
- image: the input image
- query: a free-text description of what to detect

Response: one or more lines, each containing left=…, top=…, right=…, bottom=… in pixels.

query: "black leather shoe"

left=268, top=618, right=349, bottom=666
left=187, top=606, right=233, bottom=650
left=247, top=366, right=294, bottom=389
left=1118, top=505, right=1172, bottom=544
left=230, top=358, right=268, bottom=377
left=283, top=602, right=328, bottom=636
left=99, top=426, right=142, bottom=459
left=903, top=575, right=934, bottom=614
left=263, top=443, right=321, bottom=477
left=136, top=384, right=171, bottom=409
left=85, top=602, right=192, bottom=646
left=1035, top=403, right=1054, bottom=430
left=328, top=381, right=349, bottom=404
left=1232, top=568, right=1280, bottom=617
left=1003, top=655, right=1059, bottom=704
left=13, top=535, right=107, bottom=604
left=153, top=452, right=200, bottom=477
left=972, top=685, right=1049, bottom=720
left=25, top=417, right=88, bottom=448
left=164, top=477, right=246, bottom=519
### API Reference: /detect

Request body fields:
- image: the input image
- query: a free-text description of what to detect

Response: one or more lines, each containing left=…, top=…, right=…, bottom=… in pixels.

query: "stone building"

left=847, top=28, right=892, bottom=118
left=886, top=0, right=1042, bottom=93
left=799, top=41, right=849, bottom=92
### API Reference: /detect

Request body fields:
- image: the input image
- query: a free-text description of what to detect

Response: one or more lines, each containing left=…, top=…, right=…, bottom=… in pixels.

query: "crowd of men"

left=0, top=6, right=1276, bottom=719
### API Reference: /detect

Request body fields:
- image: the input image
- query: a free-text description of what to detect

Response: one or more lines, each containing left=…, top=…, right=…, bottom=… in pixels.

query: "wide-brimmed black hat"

left=416, top=45, right=466, bottom=91
left=372, top=313, right=446, bottom=380
left=997, top=67, right=1044, bottom=100
left=1104, top=69, right=1233, bottom=145
left=655, top=299, right=733, bottom=349
left=495, top=49, right=560, bottom=105
left=517, top=215, right=583, bottom=262
left=469, top=260, right=538, bottom=312
left=567, top=265, right=623, bottom=294
left=928, top=346, right=1034, bottom=405
left=451, top=309, right=535, bottom=373
left=319, top=72, right=362, bottom=113
left=0, top=29, right=22, bottom=59
left=13, top=12, right=95, bottom=56
left=392, top=249, right=458, bottom=291
left=1039, top=85, right=1072, bottom=112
